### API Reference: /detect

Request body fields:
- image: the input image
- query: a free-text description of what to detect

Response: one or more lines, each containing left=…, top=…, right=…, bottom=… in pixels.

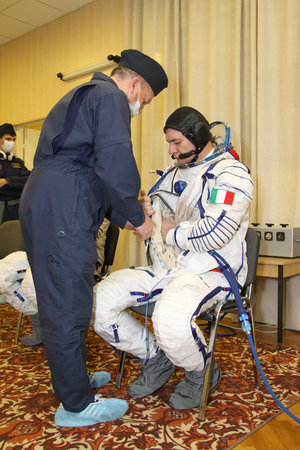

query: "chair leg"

left=14, top=312, right=23, bottom=344
left=199, top=300, right=226, bottom=421
left=116, top=351, right=126, bottom=388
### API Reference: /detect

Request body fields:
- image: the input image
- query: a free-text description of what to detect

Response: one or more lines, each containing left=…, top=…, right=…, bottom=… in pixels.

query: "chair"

left=0, top=220, right=25, bottom=259
left=0, top=220, right=26, bottom=343
left=99, top=222, right=120, bottom=279
left=116, top=228, right=261, bottom=414
left=198, top=227, right=260, bottom=419
left=14, top=221, right=120, bottom=344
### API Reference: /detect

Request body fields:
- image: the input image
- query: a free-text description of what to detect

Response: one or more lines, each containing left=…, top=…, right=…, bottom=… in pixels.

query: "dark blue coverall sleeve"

left=93, top=91, right=144, bottom=227
left=34, top=75, right=145, bottom=229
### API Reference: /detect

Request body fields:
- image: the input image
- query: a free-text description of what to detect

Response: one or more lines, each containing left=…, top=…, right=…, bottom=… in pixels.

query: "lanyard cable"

left=209, top=250, right=300, bottom=424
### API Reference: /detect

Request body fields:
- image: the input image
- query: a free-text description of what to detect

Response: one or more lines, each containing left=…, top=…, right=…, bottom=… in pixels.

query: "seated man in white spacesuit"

left=93, top=106, right=254, bottom=409
left=94, top=107, right=254, bottom=409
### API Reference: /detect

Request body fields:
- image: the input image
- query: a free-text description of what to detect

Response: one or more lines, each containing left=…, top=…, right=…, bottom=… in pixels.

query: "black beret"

left=0, top=123, right=16, bottom=137
left=110, top=49, right=168, bottom=96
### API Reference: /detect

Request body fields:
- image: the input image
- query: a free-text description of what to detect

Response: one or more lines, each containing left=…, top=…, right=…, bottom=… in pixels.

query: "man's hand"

left=133, top=215, right=153, bottom=241
left=139, top=189, right=155, bottom=217
left=161, top=217, right=176, bottom=242
left=124, top=221, right=135, bottom=230
left=0, top=178, right=8, bottom=188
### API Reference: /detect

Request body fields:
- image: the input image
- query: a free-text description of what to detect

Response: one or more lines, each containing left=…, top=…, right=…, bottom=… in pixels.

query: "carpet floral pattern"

left=0, top=303, right=299, bottom=449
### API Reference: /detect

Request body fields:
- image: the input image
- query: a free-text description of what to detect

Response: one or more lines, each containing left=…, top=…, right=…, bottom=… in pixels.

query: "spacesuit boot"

left=168, top=359, right=222, bottom=410
left=128, top=349, right=176, bottom=398
left=21, top=312, right=42, bottom=346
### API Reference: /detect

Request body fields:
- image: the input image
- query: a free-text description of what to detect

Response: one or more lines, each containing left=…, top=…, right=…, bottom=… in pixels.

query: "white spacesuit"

left=94, top=107, right=253, bottom=409
left=0, top=251, right=36, bottom=315
left=94, top=148, right=253, bottom=364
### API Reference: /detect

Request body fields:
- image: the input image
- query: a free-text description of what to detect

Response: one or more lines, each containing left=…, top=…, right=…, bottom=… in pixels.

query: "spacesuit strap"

left=52, top=84, right=96, bottom=155
left=111, top=324, right=120, bottom=343
left=13, top=289, right=27, bottom=303
left=146, top=242, right=153, bottom=266
left=147, top=166, right=177, bottom=196
left=17, top=268, right=27, bottom=279
left=191, top=285, right=224, bottom=361
left=130, top=288, right=163, bottom=303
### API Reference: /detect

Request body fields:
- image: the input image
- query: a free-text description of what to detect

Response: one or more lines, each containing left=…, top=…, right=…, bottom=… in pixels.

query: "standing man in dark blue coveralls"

left=0, top=123, right=30, bottom=223
left=19, top=49, right=168, bottom=427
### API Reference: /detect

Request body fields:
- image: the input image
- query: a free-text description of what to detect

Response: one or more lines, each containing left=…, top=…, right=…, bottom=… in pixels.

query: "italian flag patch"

left=210, top=188, right=235, bottom=205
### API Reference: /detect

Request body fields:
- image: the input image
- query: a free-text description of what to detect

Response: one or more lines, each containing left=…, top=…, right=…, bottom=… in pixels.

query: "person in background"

left=94, top=107, right=253, bottom=410
left=0, top=123, right=30, bottom=224
left=19, top=49, right=168, bottom=427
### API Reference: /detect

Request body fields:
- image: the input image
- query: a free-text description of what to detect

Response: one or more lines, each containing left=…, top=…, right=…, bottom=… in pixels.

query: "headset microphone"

left=178, top=149, right=196, bottom=160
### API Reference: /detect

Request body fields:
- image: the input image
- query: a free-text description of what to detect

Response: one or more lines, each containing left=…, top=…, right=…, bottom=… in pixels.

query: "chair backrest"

left=244, top=228, right=260, bottom=288
left=0, top=220, right=25, bottom=259
left=101, top=222, right=119, bottom=276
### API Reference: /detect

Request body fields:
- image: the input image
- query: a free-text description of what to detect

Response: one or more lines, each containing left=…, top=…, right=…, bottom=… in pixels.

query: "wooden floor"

left=228, top=320, right=300, bottom=449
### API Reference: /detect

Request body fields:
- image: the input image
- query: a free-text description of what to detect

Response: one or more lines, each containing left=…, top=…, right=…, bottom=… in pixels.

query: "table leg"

left=277, top=265, right=283, bottom=349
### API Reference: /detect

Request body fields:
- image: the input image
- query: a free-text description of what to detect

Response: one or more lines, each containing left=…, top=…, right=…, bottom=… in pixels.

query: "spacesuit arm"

left=166, top=162, right=253, bottom=252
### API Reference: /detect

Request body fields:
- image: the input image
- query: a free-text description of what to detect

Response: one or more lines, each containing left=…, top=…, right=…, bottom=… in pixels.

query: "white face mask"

left=128, top=83, right=141, bottom=117
left=1, top=140, right=15, bottom=153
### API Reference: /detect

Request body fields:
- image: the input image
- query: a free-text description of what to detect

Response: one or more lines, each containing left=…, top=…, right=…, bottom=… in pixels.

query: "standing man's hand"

left=139, top=189, right=155, bottom=217
left=124, top=221, right=134, bottom=230
left=133, top=215, right=153, bottom=241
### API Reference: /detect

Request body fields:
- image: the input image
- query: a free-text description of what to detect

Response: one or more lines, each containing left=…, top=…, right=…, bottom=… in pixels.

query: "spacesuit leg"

left=0, top=251, right=37, bottom=315
left=152, top=272, right=228, bottom=409
left=153, top=272, right=229, bottom=370
left=94, top=267, right=165, bottom=360
left=21, top=312, right=42, bottom=346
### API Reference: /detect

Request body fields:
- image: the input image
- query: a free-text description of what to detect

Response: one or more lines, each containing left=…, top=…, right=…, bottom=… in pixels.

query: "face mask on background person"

left=1, top=140, right=15, bottom=153
left=128, top=83, right=141, bottom=117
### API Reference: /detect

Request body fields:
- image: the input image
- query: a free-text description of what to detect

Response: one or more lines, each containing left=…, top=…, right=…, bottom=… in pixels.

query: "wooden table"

left=256, top=256, right=300, bottom=347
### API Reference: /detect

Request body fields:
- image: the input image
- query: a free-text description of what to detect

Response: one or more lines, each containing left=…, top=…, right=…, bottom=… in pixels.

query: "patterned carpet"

left=0, top=303, right=299, bottom=450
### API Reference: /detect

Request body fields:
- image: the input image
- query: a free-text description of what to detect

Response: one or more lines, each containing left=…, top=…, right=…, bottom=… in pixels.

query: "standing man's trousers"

left=20, top=158, right=104, bottom=412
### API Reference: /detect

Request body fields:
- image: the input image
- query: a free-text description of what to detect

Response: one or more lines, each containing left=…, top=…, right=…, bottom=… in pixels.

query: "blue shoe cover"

left=54, top=395, right=128, bottom=427
left=88, top=371, right=111, bottom=389
left=52, top=371, right=111, bottom=394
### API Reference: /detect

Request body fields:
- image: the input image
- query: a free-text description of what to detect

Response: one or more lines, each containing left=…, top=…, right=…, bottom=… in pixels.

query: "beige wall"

left=0, top=0, right=125, bottom=125
left=0, top=0, right=131, bottom=272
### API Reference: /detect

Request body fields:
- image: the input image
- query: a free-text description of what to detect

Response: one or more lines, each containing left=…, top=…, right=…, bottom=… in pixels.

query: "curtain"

left=113, top=0, right=299, bottom=270
left=256, top=0, right=300, bottom=225
left=118, top=0, right=182, bottom=267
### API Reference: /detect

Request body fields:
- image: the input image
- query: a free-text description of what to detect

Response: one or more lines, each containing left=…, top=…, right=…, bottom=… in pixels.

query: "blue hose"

left=246, top=331, right=300, bottom=423
left=210, top=250, right=300, bottom=424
